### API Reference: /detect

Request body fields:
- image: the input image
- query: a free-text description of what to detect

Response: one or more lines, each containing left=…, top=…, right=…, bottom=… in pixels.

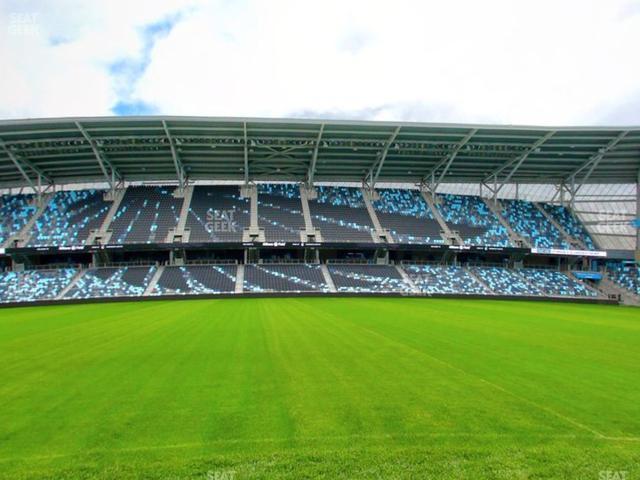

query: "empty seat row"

left=606, top=261, right=639, bottom=295
left=328, top=264, right=412, bottom=293
left=309, top=187, right=376, bottom=242
left=65, top=266, right=156, bottom=299
left=541, top=204, right=596, bottom=250
left=186, top=186, right=250, bottom=242
left=501, top=199, right=571, bottom=249
left=0, top=194, right=36, bottom=245
left=470, top=266, right=539, bottom=295
left=0, top=187, right=598, bottom=249
left=373, top=189, right=444, bottom=244
left=257, top=184, right=306, bottom=242
left=0, top=268, right=76, bottom=303
left=109, top=186, right=182, bottom=244
left=518, top=268, right=596, bottom=297
left=0, top=263, right=601, bottom=303
left=243, top=264, right=329, bottom=292
left=436, top=194, right=511, bottom=247
left=405, top=264, right=488, bottom=294
left=152, top=265, right=237, bottom=295
left=28, top=189, right=110, bottom=247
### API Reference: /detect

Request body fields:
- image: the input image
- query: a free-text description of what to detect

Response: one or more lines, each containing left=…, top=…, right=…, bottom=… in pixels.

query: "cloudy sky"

left=1, top=0, right=639, bottom=125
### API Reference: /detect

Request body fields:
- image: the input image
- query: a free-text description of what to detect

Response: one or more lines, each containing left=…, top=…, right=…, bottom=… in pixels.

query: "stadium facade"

left=0, top=116, right=638, bottom=306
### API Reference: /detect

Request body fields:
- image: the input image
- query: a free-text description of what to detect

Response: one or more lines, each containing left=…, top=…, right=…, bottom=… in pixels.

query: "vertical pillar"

left=634, top=170, right=640, bottom=255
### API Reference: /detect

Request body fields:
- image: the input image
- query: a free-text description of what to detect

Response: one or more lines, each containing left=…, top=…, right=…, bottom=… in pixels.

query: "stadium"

left=0, top=115, right=638, bottom=479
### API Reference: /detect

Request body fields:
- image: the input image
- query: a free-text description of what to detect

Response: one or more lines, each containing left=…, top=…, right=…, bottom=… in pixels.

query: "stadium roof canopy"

left=0, top=116, right=638, bottom=191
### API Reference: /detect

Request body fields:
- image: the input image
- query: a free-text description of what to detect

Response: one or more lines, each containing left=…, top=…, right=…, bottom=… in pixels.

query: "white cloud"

left=1, top=0, right=639, bottom=124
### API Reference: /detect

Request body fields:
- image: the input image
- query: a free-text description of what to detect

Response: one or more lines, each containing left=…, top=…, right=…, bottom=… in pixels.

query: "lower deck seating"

left=0, top=268, right=76, bottom=303
left=606, top=261, right=639, bottom=295
left=329, top=265, right=412, bottom=293
left=471, top=266, right=540, bottom=295
left=404, top=265, right=488, bottom=294
left=0, top=263, right=600, bottom=303
left=65, top=266, right=156, bottom=299
left=243, top=264, right=329, bottom=292
left=518, top=268, right=596, bottom=297
left=152, top=265, right=237, bottom=295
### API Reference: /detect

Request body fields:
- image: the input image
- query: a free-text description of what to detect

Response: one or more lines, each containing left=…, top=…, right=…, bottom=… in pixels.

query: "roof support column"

left=243, top=122, right=249, bottom=185
left=636, top=170, right=639, bottom=254
left=565, top=130, right=629, bottom=200
left=307, top=123, right=324, bottom=188
left=420, top=128, right=477, bottom=193
left=365, top=126, right=401, bottom=190
left=483, top=130, right=556, bottom=201
left=76, top=122, right=122, bottom=193
left=161, top=121, right=187, bottom=190
left=0, top=138, right=53, bottom=198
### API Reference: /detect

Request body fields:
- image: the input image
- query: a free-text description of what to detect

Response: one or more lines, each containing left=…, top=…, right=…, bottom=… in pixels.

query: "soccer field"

left=0, top=298, right=638, bottom=479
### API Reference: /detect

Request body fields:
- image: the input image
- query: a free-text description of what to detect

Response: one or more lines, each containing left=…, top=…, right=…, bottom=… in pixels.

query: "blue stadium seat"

left=0, top=268, right=76, bottom=303
left=28, top=189, right=110, bottom=247
left=152, top=265, right=238, bottom=295
left=606, top=261, right=639, bottom=295
left=373, top=189, right=443, bottom=244
left=257, top=184, right=305, bottom=242
left=65, top=266, right=156, bottom=298
left=329, top=265, right=412, bottom=293
left=0, top=194, right=36, bottom=245
left=435, top=194, right=511, bottom=247
left=308, top=187, right=375, bottom=242
left=109, top=186, right=182, bottom=244
left=186, top=186, right=250, bottom=242
left=501, top=199, right=571, bottom=249
left=404, top=265, right=488, bottom=294
left=540, top=203, right=596, bottom=250
left=243, top=264, right=329, bottom=292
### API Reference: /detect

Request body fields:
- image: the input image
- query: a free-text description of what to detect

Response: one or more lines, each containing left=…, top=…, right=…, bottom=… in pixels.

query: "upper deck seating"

left=257, top=184, right=305, bottom=242
left=328, top=265, right=412, bottom=293
left=152, top=265, right=237, bottom=295
left=65, top=266, right=155, bottom=299
left=0, top=194, right=36, bottom=245
left=501, top=199, right=571, bottom=249
left=435, top=194, right=511, bottom=247
left=27, top=189, right=110, bottom=247
left=308, top=187, right=375, bottom=242
left=0, top=268, right=76, bottom=303
left=372, top=189, right=443, bottom=244
left=185, top=186, right=250, bottom=242
left=243, top=264, right=329, bottom=292
left=540, top=203, right=596, bottom=250
left=404, top=265, right=488, bottom=294
left=606, top=261, right=639, bottom=295
left=109, top=186, right=182, bottom=244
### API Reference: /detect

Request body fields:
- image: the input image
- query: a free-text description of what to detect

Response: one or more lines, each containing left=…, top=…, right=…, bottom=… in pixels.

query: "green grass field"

left=0, top=297, right=638, bottom=479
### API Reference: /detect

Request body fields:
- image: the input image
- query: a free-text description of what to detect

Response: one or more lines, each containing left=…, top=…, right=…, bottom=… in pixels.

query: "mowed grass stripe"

left=318, top=298, right=640, bottom=436
left=0, top=297, right=638, bottom=479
